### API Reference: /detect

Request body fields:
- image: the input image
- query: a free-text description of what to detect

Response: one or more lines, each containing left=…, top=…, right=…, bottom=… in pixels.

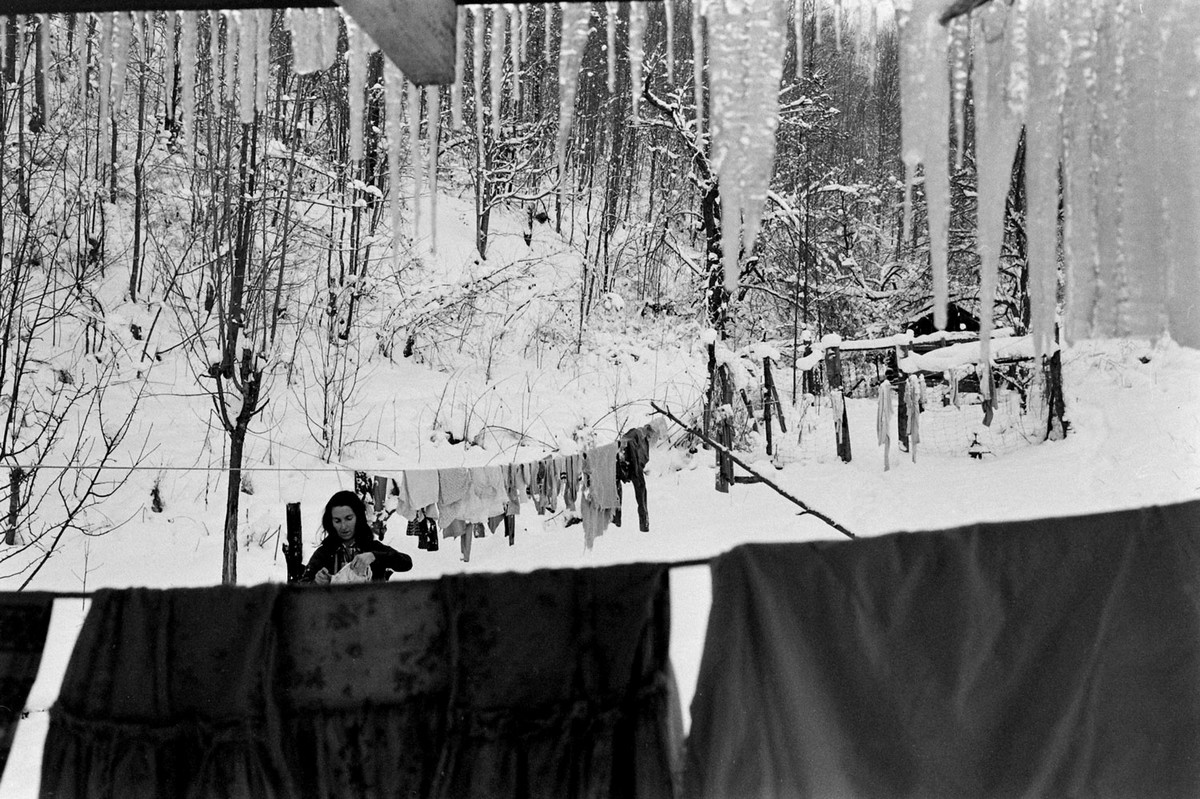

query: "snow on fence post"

left=283, top=502, right=304, bottom=583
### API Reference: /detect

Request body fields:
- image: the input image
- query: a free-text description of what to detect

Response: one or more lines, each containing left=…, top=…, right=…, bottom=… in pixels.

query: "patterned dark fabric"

left=684, top=500, right=1200, bottom=799
left=40, top=565, right=674, bottom=799
left=0, top=592, right=55, bottom=777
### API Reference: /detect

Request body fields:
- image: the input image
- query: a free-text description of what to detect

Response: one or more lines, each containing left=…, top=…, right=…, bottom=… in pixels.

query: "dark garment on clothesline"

left=0, top=591, right=54, bottom=777
left=615, top=427, right=651, bottom=532
left=40, top=566, right=676, bottom=799
left=683, top=499, right=1200, bottom=799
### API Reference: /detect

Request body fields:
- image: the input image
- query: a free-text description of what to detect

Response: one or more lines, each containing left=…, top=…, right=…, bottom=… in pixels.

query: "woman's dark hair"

left=320, top=490, right=375, bottom=547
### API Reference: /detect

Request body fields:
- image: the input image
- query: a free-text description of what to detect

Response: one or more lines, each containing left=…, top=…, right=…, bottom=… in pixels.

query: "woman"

left=299, top=490, right=413, bottom=584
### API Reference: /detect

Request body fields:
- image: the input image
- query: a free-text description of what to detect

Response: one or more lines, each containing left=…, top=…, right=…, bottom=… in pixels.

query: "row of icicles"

left=0, top=0, right=874, bottom=283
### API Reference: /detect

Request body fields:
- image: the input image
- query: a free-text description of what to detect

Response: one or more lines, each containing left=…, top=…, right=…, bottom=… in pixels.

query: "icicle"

left=556, top=4, right=592, bottom=209
left=544, top=3, right=553, bottom=64
left=111, top=12, right=131, bottom=115
left=896, top=0, right=950, bottom=329
left=473, top=7, right=486, bottom=147
left=426, top=85, right=441, bottom=254
left=692, top=0, right=704, bottom=134
left=407, top=80, right=423, bottom=243
left=347, top=17, right=368, bottom=161
left=255, top=9, right=270, bottom=115
left=972, top=2, right=1025, bottom=365
left=792, top=0, right=804, bottom=80
left=385, top=60, right=405, bottom=267
left=38, top=14, right=51, bottom=120
left=1024, top=0, right=1065, bottom=359
left=318, top=9, right=340, bottom=72
left=452, top=6, right=466, bottom=130
left=510, top=4, right=523, bottom=110
left=490, top=5, right=507, bottom=140
left=208, top=11, right=220, bottom=112
left=286, top=9, right=317, bottom=75
left=629, top=2, right=646, bottom=118
left=237, top=10, right=257, bottom=124
left=163, top=12, right=177, bottom=123
left=834, top=0, right=842, bottom=52
left=98, top=13, right=113, bottom=140
left=1061, top=0, right=1100, bottom=343
left=707, top=0, right=788, bottom=293
left=223, top=12, right=237, bottom=113
left=180, top=12, right=197, bottom=143
left=76, top=13, right=89, bottom=111
left=0, top=18, right=6, bottom=88
left=664, top=0, right=676, bottom=82
left=950, top=17, right=969, bottom=169
left=606, top=1, right=618, bottom=94
left=814, top=0, right=823, bottom=45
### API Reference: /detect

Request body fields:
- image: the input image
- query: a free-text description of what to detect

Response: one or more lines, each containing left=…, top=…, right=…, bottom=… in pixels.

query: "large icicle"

left=692, top=0, right=705, bottom=134
left=407, top=80, right=423, bottom=244
left=208, top=11, right=220, bottom=112
left=1060, top=0, right=1100, bottom=343
left=629, top=2, right=646, bottom=117
left=706, top=0, right=787, bottom=293
left=319, top=9, right=340, bottom=72
left=511, top=4, right=523, bottom=109
left=111, top=12, right=131, bottom=115
left=1156, top=5, right=1200, bottom=347
left=452, top=6, right=465, bottom=129
left=1023, top=0, right=1065, bottom=359
left=556, top=3, right=592, bottom=209
left=606, top=1, right=618, bottom=94
left=949, top=17, right=969, bottom=168
left=163, top=12, right=177, bottom=123
left=385, top=60, right=406, bottom=268
left=98, top=14, right=113, bottom=143
left=473, top=7, right=486, bottom=149
left=179, top=12, right=196, bottom=143
left=223, top=11, right=237, bottom=113
left=237, top=10, right=256, bottom=124
left=426, top=85, right=441, bottom=254
left=255, top=9, right=270, bottom=115
left=896, top=0, right=950, bottom=329
left=664, top=0, right=676, bottom=82
left=490, top=5, right=507, bottom=140
left=76, top=14, right=88, bottom=111
left=38, top=15, right=51, bottom=120
left=792, top=0, right=804, bottom=80
left=347, top=17, right=368, bottom=161
left=544, top=3, right=553, bottom=64
left=972, top=2, right=1025, bottom=373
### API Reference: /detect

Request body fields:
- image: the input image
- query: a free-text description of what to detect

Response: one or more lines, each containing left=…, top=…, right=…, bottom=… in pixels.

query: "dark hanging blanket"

left=0, top=592, right=55, bottom=777
left=683, top=499, right=1200, bottom=799
left=40, top=585, right=292, bottom=799
left=40, top=565, right=674, bottom=799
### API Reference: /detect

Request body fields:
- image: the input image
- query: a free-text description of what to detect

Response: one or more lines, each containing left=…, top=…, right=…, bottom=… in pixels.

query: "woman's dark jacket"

left=299, top=538, right=413, bottom=583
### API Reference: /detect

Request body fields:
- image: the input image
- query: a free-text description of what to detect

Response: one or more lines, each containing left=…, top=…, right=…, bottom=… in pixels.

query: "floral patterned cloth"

left=41, top=565, right=675, bottom=799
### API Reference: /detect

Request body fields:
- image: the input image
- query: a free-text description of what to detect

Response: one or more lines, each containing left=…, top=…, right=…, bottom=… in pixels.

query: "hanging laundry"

left=877, top=383, right=893, bottom=472
left=615, top=425, right=652, bottom=532
left=906, top=376, right=922, bottom=463
left=683, top=500, right=1200, bottom=798
left=0, top=592, right=55, bottom=776
left=397, top=468, right=440, bottom=520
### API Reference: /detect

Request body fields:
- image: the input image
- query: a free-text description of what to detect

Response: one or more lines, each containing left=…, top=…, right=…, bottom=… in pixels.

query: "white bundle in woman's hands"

left=330, top=562, right=370, bottom=584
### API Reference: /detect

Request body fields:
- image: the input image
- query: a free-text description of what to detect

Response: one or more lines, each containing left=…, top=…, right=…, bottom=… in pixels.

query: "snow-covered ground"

left=2, top=197, right=1198, bottom=796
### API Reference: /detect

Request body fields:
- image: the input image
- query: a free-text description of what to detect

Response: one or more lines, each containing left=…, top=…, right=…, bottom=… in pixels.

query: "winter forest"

left=0, top=0, right=1197, bottom=596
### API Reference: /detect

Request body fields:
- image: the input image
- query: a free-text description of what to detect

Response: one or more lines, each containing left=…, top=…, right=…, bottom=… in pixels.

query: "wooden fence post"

left=282, top=502, right=304, bottom=583
left=6, top=468, right=25, bottom=545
